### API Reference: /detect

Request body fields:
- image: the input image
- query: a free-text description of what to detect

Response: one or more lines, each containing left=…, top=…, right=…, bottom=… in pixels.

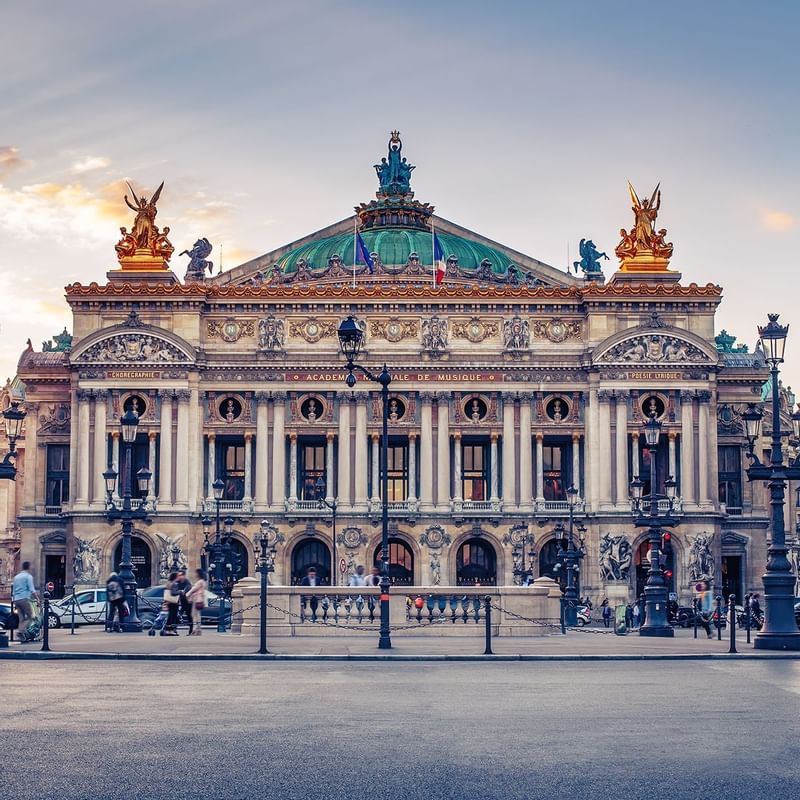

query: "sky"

left=1, top=0, right=798, bottom=392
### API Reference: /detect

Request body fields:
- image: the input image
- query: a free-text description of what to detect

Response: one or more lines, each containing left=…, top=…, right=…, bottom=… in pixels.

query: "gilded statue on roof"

left=115, top=181, right=173, bottom=265
left=615, top=182, right=673, bottom=270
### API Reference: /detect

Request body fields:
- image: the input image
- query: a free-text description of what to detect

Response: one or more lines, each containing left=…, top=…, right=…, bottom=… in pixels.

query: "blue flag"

left=356, top=232, right=374, bottom=274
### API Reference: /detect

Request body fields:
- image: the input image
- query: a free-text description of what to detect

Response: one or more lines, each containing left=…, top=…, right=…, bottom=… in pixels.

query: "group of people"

left=160, top=569, right=208, bottom=636
left=296, top=564, right=381, bottom=587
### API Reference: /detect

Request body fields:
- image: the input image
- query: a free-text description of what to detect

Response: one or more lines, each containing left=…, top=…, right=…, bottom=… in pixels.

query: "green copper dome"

left=274, top=227, right=514, bottom=275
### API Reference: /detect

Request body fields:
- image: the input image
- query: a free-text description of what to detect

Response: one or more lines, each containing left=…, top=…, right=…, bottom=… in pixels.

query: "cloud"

left=70, top=155, right=111, bottom=174
left=761, top=209, right=795, bottom=232
left=0, top=146, right=25, bottom=178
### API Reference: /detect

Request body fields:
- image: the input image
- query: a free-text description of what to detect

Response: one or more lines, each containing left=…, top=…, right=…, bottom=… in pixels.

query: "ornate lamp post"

left=556, top=485, right=585, bottom=625
left=315, top=475, right=337, bottom=586
left=512, top=529, right=536, bottom=585
left=0, top=398, right=26, bottom=481
left=337, top=315, right=393, bottom=649
left=741, top=313, right=800, bottom=650
left=104, top=408, right=152, bottom=632
left=631, top=414, right=678, bottom=637
left=205, top=478, right=231, bottom=633
left=257, top=520, right=277, bottom=655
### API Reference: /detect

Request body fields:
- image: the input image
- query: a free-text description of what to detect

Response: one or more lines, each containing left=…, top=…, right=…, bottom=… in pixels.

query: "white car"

left=48, top=588, right=108, bottom=628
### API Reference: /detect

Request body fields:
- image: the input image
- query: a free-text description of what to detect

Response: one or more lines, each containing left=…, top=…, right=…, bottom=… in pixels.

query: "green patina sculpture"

left=42, top=327, right=73, bottom=352
left=715, top=329, right=749, bottom=353
left=573, top=238, right=608, bottom=275
left=374, top=130, right=415, bottom=196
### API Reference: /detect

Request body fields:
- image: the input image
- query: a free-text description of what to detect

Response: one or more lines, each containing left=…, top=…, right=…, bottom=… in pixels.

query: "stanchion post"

left=745, top=592, right=752, bottom=644
left=41, top=591, right=51, bottom=652
left=560, top=596, right=566, bottom=635
left=716, top=595, right=722, bottom=640
left=693, top=598, right=698, bottom=639
left=728, top=593, right=737, bottom=654
left=483, top=595, right=493, bottom=655
left=70, top=587, right=77, bottom=634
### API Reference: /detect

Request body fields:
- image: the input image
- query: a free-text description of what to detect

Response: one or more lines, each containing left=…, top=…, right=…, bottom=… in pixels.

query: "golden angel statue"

left=124, top=181, right=164, bottom=249
left=615, top=182, right=673, bottom=265
left=630, top=182, right=660, bottom=249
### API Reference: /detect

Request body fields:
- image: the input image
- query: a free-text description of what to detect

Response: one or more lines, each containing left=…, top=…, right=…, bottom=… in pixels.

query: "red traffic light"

left=664, top=569, right=674, bottom=579
left=662, top=532, right=671, bottom=542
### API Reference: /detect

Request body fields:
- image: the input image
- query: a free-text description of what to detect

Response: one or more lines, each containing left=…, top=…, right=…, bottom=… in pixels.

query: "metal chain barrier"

left=490, top=603, right=618, bottom=634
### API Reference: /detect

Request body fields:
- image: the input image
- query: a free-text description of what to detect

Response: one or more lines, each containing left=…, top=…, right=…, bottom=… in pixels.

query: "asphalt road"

left=1, top=660, right=799, bottom=799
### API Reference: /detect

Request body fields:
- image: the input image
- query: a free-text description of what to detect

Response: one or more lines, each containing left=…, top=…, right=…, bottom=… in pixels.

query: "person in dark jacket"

left=173, top=570, right=193, bottom=632
left=106, top=572, right=126, bottom=632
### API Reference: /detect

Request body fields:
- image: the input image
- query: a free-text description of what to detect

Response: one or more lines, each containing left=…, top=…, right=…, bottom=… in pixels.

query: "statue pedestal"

left=616, top=252, right=679, bottom=278
left=116, top=249, right=170, bottom=271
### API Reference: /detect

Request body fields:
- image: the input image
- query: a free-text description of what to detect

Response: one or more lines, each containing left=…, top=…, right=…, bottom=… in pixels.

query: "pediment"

left=72, top=318, right=195, bottom=365
left=592, top=327, right=717, bottom=367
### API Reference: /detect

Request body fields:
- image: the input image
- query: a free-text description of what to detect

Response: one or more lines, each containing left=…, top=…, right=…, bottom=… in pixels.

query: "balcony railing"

left=201, top=499, right=253, bottom=514
left=535, top=498, right=587, bottom=514
left=44, top=505, right=64, bottom=516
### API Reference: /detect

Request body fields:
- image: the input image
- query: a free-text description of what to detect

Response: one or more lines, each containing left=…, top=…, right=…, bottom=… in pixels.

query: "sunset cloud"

left=70, top=155, right=111, bottom=174
left=0, top=146, right=25, bottom=178
left=760, top=209, right=796, bottom=232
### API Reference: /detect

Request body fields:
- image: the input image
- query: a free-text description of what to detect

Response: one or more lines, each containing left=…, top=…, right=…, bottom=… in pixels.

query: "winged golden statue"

left=615, top=182, right=673, bottom=267
left=124, top=181, right=164, bottom=249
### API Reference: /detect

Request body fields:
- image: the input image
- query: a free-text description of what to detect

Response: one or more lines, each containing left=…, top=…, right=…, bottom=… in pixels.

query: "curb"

left=0, top=650, right=798, bottom=662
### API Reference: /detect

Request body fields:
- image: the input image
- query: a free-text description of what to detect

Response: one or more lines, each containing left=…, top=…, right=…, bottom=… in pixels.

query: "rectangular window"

left=462, top=441, right=489, bottom=501
left=220, top=439, right=246, bottom=500
left=46, top=444, right=70, bottom=509
left=298, top=438, right=325, bottom=500
left=385, top=440, right=408, bottom=501
left=635, top=437, right=669, bottom=497
left=718, top=445, right=742, bottom=511
left=542, top=444, right=568, bottom=501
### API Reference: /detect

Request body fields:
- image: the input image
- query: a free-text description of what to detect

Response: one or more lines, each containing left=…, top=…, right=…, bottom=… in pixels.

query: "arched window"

left=372, top=538, right=414, bottom=585
left=456, top=539, right=497, bottom=586
left=539, top=537, right=582, bottom=596
left=292, top=538, right=331, bottom=585
left=113, top=536, right=153, bottom=588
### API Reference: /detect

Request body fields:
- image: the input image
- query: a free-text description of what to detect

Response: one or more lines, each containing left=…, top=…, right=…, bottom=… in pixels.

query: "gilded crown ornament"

left=615, top=182, right=674, bottom=273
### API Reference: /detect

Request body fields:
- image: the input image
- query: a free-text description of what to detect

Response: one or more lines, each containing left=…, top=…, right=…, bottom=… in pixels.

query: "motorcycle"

left=576, top=605, right=592, bottom=626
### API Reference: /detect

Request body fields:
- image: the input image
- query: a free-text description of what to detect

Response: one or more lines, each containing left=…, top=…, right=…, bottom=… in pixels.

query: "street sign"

left=339, top=558, right=347, bottom=574
left=46, top=581, right=55, bottom=593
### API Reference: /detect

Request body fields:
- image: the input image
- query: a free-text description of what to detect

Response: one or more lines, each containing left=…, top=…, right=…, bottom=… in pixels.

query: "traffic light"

left=661, top=532, right=674, bottom=580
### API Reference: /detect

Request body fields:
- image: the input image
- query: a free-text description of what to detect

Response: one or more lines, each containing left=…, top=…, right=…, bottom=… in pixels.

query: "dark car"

left=136, top=586, right=231, bottom=629
left=669, top=605, right=697, bottom=628
left=1, top=602, right=13, bottom=629
left=795, top=598, right=800, bottom=629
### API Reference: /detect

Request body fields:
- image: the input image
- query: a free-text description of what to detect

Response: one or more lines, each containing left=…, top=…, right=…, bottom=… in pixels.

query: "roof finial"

left=374, top=131, right=415, bottom=197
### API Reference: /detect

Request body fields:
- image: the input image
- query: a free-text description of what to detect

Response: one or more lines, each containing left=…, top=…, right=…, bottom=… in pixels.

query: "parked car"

left=1, top=602, right=13, bottom=629
left=795, top=598, right=800, bottom=629
left=48, top=588, right=108, bottom=628
left=669, top=606, right=697, bottom=628
left=136, top=586, right=231, bottom=629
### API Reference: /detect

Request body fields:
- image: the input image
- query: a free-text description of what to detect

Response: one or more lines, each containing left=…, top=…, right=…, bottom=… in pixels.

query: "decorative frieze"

left=288, top=317, right=337, bottom=343
left=77, top=334, right=190, bottom=364
left=452, top=317, right=499, bottom=344
left=207, top=319, right=255, bottom=342
left=370, top=317, right=418, bottom=343
left=533, top=318, right=582, bottom=343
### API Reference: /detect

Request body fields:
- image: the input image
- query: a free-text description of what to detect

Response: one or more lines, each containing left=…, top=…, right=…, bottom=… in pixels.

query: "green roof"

left=274, top=227, right=515, bottom=275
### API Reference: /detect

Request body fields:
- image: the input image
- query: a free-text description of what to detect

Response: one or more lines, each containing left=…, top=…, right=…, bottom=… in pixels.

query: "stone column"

left=145, top=431, right=156, bottom=504
left=243, top=433, right=253, bottom=505
left=188, top=387, right=201, bottom=513
left=271, top=393, right=286, bottom=510
left=370, top=433, right=380, bottom=505
left=436, top=395, right=450, bottom=510
left=519, top=395, right=533, bottom=511
left=586, top=385, right=600, bottom=512
left=175, top=390, right=190, bottom=509
left=288, top=433, right=298, bottom=507
left=534, top=433, right=544, bottom=506
left=337, top=398, right=351, bottom=508
left=91, top=391, right=108, bottom=508
left=22, top=402, right=39, bottom=512
left=206, top=432, right=216, bottom=500
left=111, top=431, right=120, bottom=504
left=502, top=394, right=516, bottom=510
left=407, top=432, right=417, bottom=506
left=668, top=432, right=677, bottom=482
left=615, top=392, right=628, bottom=507
left=631, top=432, right=640, bottom=480
left=419, top=394, right=434, bottom=512
left=680, top=392, right=695, bottom=506
left=698, top=391, right=711, bottom=507
left=75, top=389, right=91, bottom=509
left=326, top=431, right=335, bottom=503
left=572, top=432, right=581, bottom=496
left=354, top=396, right=369, bottom=512
left=490, top=433, right=499, bottom=505
left=452, top=432, right=462, bottom=509
left=598, top=390, right=613, bottom=509
left=255, top=392, right=269, bottom=512
left=68, top=390, right=78, bottom=505
left=158, top=391, right=173, bottom=507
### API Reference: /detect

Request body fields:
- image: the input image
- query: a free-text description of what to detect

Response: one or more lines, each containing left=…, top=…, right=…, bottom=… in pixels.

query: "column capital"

left=535, top=431, right=544, bottom=442
left=207, top=431, right=216, bottom=442
left=518, top=392, right=534, bottom=403
left=175, top=389, right=191, bottom=403
left=255, top=391, right=270, bottom=403
left=289, top=431, right=297, bottom=442
left=631, top=430, right=640, bottom=439
left=356, top=395, right=369, bottom=407
left=697, top=390, right=712, bottom=404
left=419, top=392, right=435, bottom=403
left=453, top=431, right=462, bottom=441
left=679, top=390, right=694, bottom=401
left=668, top=431, right=677, bottom=441
left=111, top=430, right=120, bottom=441
left=371, top=432, right=380, bottom=442
left=94, top=389, right=109, bottom=401
left=408, top=431, right=417, bottom=440
left=597, top=389, right=614, bottom=402
left=77, top=389, right=92, bottom=402
left=148, top=430, right=157, bottom=441
left=572, top=431, right=581, bottom=442
left=490, top=432, right=499, bottom=443
left=157, top=389, right=173, bottom=401
left=244, top=431, right=254, bottom=442
left=272, top=391, right=288, bottom=403
left=326, top=431, right=335, bottom=442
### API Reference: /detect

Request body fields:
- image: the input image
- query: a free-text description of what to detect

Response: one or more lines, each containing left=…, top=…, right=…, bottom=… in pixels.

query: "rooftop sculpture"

left=615, top=182, right=674, bottom=272
left=115, top=181, right=173, bottom=269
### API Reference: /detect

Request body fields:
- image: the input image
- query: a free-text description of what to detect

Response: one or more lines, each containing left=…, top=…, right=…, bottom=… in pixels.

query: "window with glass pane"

left=542, top=444, right=568, bottom=501
left=635, top=436, right=669, bottom=497
left=384, top=439, right=408, bottom=501
left=462, top=441, right=488, bottom=501
left=46, top=444, right=70, bottom=508
left=220, top=439, right=245, bottom=500
left=129, top=434, right=150, bottom=499
left=299, top=438, right=325, bottom=500
left=718, top=445, right=742, bottom=510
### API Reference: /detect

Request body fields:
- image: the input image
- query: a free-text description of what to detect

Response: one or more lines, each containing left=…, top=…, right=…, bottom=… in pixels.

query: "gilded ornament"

left=370, top=317, right=418, bottom=343
left=207, top=319, right=255, bottom=343
left=288, top=318, right=337, bottom=343
left=615, top=183, right=674, bottom=271
left=115, top=181, right=173, bottom=268
left=452, top=317, right=499, bottom=343
left=533, top=318, right=582, bottom=343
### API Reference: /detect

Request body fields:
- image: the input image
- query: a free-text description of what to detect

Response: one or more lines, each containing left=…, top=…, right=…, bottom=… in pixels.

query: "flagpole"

left=431, top=219, right=436, bottom=289
left=353, top=217, right=357, bottom=289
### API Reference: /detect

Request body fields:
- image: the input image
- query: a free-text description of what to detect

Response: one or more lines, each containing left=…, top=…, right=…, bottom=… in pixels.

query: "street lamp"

left=556, top=484, right=585, bottom=625
left=337, top=315, right=393, bottom=649
left=742, top=314, right=800, bottom=650
left=631, top=413, right=678, bottom=638
left=104, top=408, right=152, bottom=632
left=257, top=520, right=277, bottom=655
left=0, top=399, right=26, bottom=481
left=206, top=477, right=230, bottom=633
left=315, top=475, right=337, bottom=586
left=512, top=527, right=536, bottom=586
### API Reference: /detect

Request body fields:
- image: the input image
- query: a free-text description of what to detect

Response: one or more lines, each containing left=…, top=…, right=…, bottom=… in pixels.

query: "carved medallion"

left=288, top=317, right=337, bottom=344
left=370, top=317, right=418, bottom=343
left=207, top=319, right=255, bottom=343
left=339, top=527, right=368, bottom=549
left=452, top=317, right=499, bottom=344
left=533, top=318, right=582, bottom=343
left=419, top=525, right=451, bottom=549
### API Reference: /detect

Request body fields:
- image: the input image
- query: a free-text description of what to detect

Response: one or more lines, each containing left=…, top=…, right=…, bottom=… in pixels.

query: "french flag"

left=433, top=231, right=446, bottom=286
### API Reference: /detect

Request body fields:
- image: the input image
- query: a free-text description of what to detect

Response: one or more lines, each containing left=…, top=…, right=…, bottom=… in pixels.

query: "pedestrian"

left=11, top=561, right=39, bottom=641
left=349, top=565, right=367, bottom=587
left=186, top=568, right=207, bottom=636
left=625, top=603, right=633, bottom=629
left=300, top=566, right=320, bottom=618
left=366, top=566, right=380, bottom=587
left=601, top=599, right=612, bottom=628
left=162, top=571, right=181, bottom=636
left=173, top=569, right=193, bottom=630
left=749, top=593, right=763, bottom=626
left=632, top=602, right=640, bottom=629
left=697, top=580, right=714, bottom=639
left=105, top=572, right=126, bottom=632
left=637, top=594, right=646, bottom=626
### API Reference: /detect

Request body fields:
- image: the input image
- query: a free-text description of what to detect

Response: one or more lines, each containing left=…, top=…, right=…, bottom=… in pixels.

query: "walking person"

left=632, top=602, right=640, bottom=629
left=697, top=580, right=714, bottom=639
left=366, top=566, right=381, bottom=587
left=12, top=561, right=39, bottom=642
left=106, top=572, right=126, bottom=632
left=186, top=569, right=207, bottom=636
left=162, top=571, right=181, bottom=636
left=624, top=603, right=634, bottom=630
left=349, top=565, right=368, bottom=587
left=172, top=570, right=193, bottom=632
left=749, top=592, right=763, bottom=627
left=601, top=599, right=612, bottom=629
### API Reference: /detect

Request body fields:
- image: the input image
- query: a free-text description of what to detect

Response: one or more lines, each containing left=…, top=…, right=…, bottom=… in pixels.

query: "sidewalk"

left=2, top=624, right=795, bottom=660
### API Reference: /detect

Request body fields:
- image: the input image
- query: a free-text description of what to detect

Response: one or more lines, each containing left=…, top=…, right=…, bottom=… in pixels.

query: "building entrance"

left=721, top=555, right=742, bottom=602
left=45, top=554, right=66, bottom=598
left=113, top=537, right=153, bottom=588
